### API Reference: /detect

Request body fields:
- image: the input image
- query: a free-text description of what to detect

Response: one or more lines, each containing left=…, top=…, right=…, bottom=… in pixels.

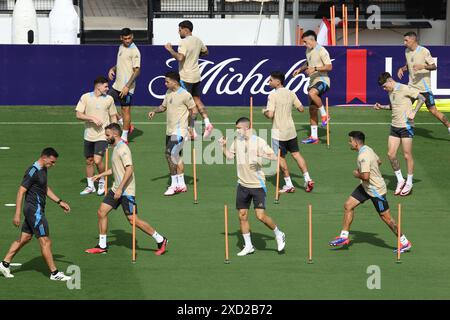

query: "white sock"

left=448, top=127, right=450, bottom=133
left=303, top=172, right=311, bottom=182
left=340, top=230, right=349, bottom=238
left=204, top=117, right=211, bottom=126
left=121, top=130, right=129, bottom=141
left=87, top=177, right=94, bottom=189
left=118, top=118, right=123, bottom=126
left=243, top=233, right=253, bottom=248
left=170, top=175, right=177, bottom=187
left=99, top=177, right=105, bottom=185
left=319, top=106, right=326, bottom=116
left=273, top=226, right=283, bottom=238
left=177, top=174, right=186, bottom=187
left=394, top=170, right=404, bottom=183
left=400, top=235, right=408, bottom=246
left=406, top=174, right=413, bottom=185
left=311, top=125, right=318, bottom=139
left=152, top=231, right=164, bottom=243
left=284, top=176, right=293, bottom=188
left=99, top=234, right=107, bottom=249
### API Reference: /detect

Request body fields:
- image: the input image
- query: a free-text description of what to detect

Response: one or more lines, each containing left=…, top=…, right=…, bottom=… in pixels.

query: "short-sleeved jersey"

left=265, top=87, right=302, bottom=141
left=111, top=140, right=135, bottom=197
left=178, top=35, right=207, bottom=83
left=162, top=87, right=196, bottom=137
left=405, top=45, right=435, bottom=93
left=357, top=146, right=387, bottom=198
left=75, top=92, right=118, bottom=142
left=112, top=43, right=141, bottom=94
left=21, top=161, right=48, bottom=212
left=306, top=45, right=332, bottom=87
left=388, top=83, right=420, bottom=128
left=229, top=135, right=274, bottom=189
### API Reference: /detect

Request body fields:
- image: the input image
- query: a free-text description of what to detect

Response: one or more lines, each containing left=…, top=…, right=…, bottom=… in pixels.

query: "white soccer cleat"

left=279, top=185, right=295, bottom=193
left=400, top=183, right=413, bottom=196
left=276, top=232, right=286, bottom=252
left=50, top=272, right=72, bottom=281
left=164, top=186, right=177, bottom=196
left=97, top=181, right=105, bottom=196
left=80, top=186, right=96, bottom=195
left=0, top=263, right=14, bottom=278
left=394, top=181, right=406, bottom=195
left=237, top=246, right=255, bottom=256
left=175, top=185, right=188, bottom=193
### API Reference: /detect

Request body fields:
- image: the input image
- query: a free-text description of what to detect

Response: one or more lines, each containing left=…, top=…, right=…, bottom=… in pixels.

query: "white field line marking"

left=4, top=204, right=16, bottom=207
left=9, top=263, right=22, bottom=267
left=0, top=147, right=11, bottom=149
left=0, top=122, right=443, bottom=125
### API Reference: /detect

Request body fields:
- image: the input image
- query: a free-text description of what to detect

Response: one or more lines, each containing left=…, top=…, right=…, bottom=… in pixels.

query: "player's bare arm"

left=200, top=47, right=209, bottom=57
left=148, top=105, right=167, bottom=120
left=108, top=66, right=116, bottom=81
left=120, top=67, right=141, bottom=98
left=46, top=186, right=70, bottom=213
left=408, top=93, right=426, bottom=121
left=13, top=186, right=27, bottom=227
left=111, top=113, right=118, bottom=123
left=262, top=109, right=274, bottom=119
left=76, top=111, right=103, bottom=126
left=218, top=137, right=235, bottom=160
left=92, top=169, right=113, bottom=181
left=353, top=170, right=370, bottom=181
left=114, top=165, right=133, bottom=200
left=397, top=65, right=407, bottom=79
left=259, top=151, right=277, bottom=161
left=374, top=103, right=391, bottom=110
left=165, top=43, right=185, bottom=61
left=413, top=63, right=437, bottom=71
left=292, top=62, right=308, bottom=76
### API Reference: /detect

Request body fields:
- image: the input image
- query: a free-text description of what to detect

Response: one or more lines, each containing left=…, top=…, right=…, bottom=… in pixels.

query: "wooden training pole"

left=342, top=4, right=346, bottom=46
left=396, top=203, right=402, bottom=263
left=355, top=6, right=359, bottom=46
left=224, top=205, right=230, bottom=264
left=132, top=205, right=136, bottom=263
left=326, top=97, right=330, bottom=149
left=104, top=148, right=109, bottom=194
left=330, top=5, right=336, bottom=46
left=308, top=204, right=313, bottom=264
left=274, top=149, right=281, bottom=204
left=345, top=5, right=348, bottom=46
left=250, top=96, right=253, bottom=129
left=193, top=147, right=198, bottom=204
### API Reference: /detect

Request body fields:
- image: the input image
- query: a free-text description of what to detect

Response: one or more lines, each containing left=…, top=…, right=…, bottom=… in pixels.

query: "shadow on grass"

left=384, top=174, right=422, bottom=192
left=108, top=229, right=157, bottom=253
left=223, top=230, right=283, bottom=254
left=128, top=127, right=144, bottom=143
left=414, top=126, right=450, bottom=142
left=330, top=230, right=396, bottom=251
left=13, top=254, right=73, bottom=278
left=150, top=174, right=196, bottom=186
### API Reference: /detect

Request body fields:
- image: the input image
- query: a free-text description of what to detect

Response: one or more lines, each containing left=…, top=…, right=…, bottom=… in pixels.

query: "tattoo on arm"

left=125, top=68, right=140, bottom=88
left=389, top=157, right=401, bottom=171
left=413, top=95, right=426, bottom=113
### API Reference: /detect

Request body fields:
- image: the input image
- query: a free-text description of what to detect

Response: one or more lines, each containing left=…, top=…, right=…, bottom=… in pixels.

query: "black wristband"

left=57, top=199, right=62, bottom=204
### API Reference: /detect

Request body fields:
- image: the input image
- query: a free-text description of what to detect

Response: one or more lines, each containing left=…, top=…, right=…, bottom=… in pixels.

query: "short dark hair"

left=165, top=71, right=180, bottom=83
left=105, top=123, right=123, bottom=136
left=302, top=30, right=317, bottom=40
left=179, top=20, right=193, bottom=32
left=235, top=117, right=251, bottom=126
left=348, top=131, right=365, bottom=144
left=121, top=28, right=132, bottom=36
left=378, top=72, right=392, bottom=86
left=404, top=31, right=417, bottom=39
left=41, top=147, right=59, bottom=158
left=94, top=76, right=108, bottom=86
left=270, top=71, right=285, bottom=85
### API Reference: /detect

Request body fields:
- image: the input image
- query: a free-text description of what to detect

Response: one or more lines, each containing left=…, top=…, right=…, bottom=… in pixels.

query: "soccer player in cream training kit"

left=0, top=148, right=73, bottom=281
left=397, top=31, right=450, bottom=134
left=108, top=28, right=141, bottom=143
left=148, top=71, right=197, bottom=196
left=329, top=131, right=412, bottom=254
left=293, top=30, right=332, bottom=144
left=76, top=76, right=118, bottom=196
left=375, top=72, right=426, bottom=196
left=262, top=71, right=314, bottom=193
left=219, top=117, right=286, bottom=257
left=85, top=123, right=168, bottom=255
left=164, top=20, right=214, bottom=139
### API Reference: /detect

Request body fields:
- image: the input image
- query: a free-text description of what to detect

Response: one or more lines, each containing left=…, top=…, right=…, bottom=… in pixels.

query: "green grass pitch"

left=0, top=106, right=449, bottom=299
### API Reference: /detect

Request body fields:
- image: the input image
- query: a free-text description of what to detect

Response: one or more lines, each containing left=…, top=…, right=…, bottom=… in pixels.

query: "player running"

left=292, top=30, right=332, bottom=144
left=262, top=71, right=314, bottom=193
left=0, top=148, right=72, bottom=281
left=108, top=27, right=141, bottom=143
left=85, top=123, right=168, bottom=255
left=76, top=76, right=118, bottom=196
left=219, top=117, right=286, bottom=256
left=397, top=31, right=450, bottom=134
left=375, top=72, right=426, bottom=196
left=148, top=71, right=196, bottom=196
left=329, top=131, right=412, bottom=254
left=164, top=20, right=214, bottom=139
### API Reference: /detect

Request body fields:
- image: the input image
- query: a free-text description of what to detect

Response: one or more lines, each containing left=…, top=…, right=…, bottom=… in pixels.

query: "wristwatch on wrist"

left=57, top=199, right=62, bottom=205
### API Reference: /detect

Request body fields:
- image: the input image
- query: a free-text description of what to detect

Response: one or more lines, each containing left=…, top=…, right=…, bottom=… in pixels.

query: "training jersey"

left=21, top=161, right=48, bottom=213
left=162, top=87, right=196, bottom=137
left=357, top=146, right=387, bottom=198
left=405, top=45, right=435, bottom=93
left=265, top=87, right=302, bottom=141
left=112, top=43, right=141, bottom=94
left=75, top=92, right=117, bottom=142
left=388, top=83, right=420, bottom=128
left=229, top=135, right=274, bottom=190
left=306, top=44, right=332, bottom=87
left=111, top=140, right=135, bottom=197
left=178, top=35, right=207, bottom=83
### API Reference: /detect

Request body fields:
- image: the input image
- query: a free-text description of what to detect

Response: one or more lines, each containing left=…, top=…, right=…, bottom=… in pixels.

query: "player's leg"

left=174, top=139, right=187, bottom=193
left=108, top=88, right=123, bottom=125
left=81, top=141, right=97, bottom=195
left=121, top=106, right=131, bottom=142
left=193, top=94, right=214, bottom=139
left=399, top=137, right=414, bottom=196
left=164, top=136, right=180, bottom=195
left=302, top=87, right=321, bottom=144
left=236, top=185, right=255, bottom=256
left=93, top=141, right=108, bottom=196
left=387, top=134, right=405, bottom=195
left=86, top=192, right=116, bottom=253
left=122, top=198, right=168, bottom=255
left=428, top=106, right=450, bottom=132
left=0, top=232, right=33, bottom=278
left=273, top=139, right=294, bottom=193
left=289, top=136, right=314, bottom=192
